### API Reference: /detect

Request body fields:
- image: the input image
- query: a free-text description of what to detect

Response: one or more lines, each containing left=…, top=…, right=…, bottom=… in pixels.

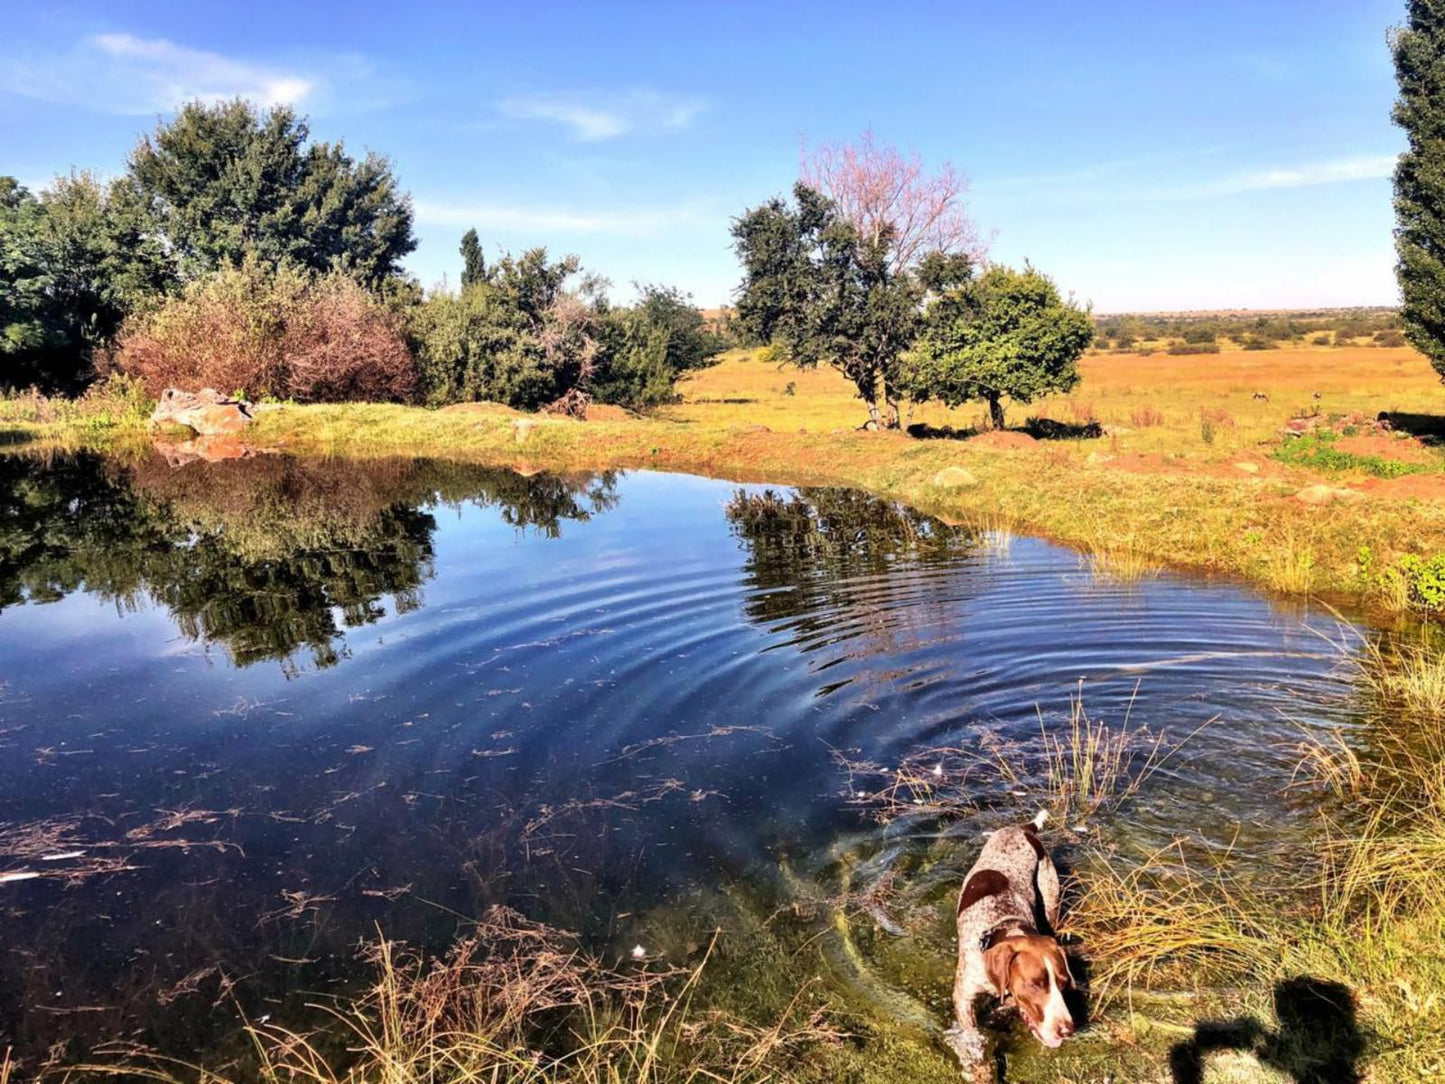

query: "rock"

left=512, top=418, right=539, bottom=443
left=1295, top=484, right=1364, bottom=505
left=1234, top=462, right=1260, bottom=474
left=150, top=388, right=253, bottom=436
left=1102, top=424, right=1133, bottom=437
left=932, top=466, right=978, bottom=488
left=1085, top=452, right=1116, bottom=466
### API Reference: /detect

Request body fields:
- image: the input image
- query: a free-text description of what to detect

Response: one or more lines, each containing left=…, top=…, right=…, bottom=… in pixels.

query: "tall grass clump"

left=1067, top=636, right=1445, bottom=1078
left=0, top=373, right=152, bottom=433
left=66, top=908, right=837, bottom=1084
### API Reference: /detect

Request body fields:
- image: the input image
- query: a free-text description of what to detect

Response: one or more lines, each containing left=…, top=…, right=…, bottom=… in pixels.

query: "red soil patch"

left=1334, top=433, right=1438, bottom=466
left=968, top=431, right=1037, bottom=449
left=1358, top=474, right=1445, bottom=501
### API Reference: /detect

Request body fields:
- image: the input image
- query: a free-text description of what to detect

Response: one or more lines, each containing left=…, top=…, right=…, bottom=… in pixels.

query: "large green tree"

left=1393, top=1, right=1445, bottom=380
left=732, top=183, right=921, bottom=428
left=897, top=263, right=1092, bottom=430
left=1, top=173, right=171, bottom=390
left=128, top=100, right=416, bottom=290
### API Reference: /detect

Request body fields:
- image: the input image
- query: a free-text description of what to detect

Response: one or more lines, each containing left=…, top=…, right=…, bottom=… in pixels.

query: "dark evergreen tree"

left=459, top=228, right=487, bottom=288
left=128, top=100, right=416, bottom=290
left=1393, top=0, right=1445, bottom=380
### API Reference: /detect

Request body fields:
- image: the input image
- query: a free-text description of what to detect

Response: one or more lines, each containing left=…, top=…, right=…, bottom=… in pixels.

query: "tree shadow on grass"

left=905, top=422, right=980, bottom=440
left=1378, top=411, right=1445, bottom=447
left=0, top=429, right=37, bottom=446
left=1023, top=417, right=1104, bottom=440
left=1170, top=976, right=1363, bottom=1084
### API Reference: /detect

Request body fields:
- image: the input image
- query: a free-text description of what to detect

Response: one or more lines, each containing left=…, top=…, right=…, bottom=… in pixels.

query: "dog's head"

left=983, top=933, right=1076, bottom=1048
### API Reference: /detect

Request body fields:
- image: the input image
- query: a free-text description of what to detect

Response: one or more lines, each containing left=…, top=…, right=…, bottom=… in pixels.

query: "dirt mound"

left=585, top=403, right=632, bottom=422
left=968, top=430, right=1037, bottom=449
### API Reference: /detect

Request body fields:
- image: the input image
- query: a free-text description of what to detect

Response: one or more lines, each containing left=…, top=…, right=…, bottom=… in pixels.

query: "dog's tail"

left=1030, top=809, right=1050, bottom=831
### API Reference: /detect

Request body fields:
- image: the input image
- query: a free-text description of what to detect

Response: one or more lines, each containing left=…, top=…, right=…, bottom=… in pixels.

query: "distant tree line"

left=1089, top=308, right=1407, bottom=353
left=1, top=100, right=724, bottom=409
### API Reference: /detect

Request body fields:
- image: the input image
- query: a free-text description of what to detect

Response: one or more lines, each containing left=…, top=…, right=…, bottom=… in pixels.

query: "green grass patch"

left=1272, top=431, right=1429, bottom=478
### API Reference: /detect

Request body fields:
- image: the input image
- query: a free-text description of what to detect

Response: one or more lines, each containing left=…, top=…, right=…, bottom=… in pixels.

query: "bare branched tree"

left=800, top=130, right=988, bottom=274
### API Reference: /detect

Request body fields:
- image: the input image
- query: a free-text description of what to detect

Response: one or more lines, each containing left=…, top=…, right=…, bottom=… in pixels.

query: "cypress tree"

left=459, top=228, right=486, bottom=289
left=1393, top=0, right=1445, bottom=380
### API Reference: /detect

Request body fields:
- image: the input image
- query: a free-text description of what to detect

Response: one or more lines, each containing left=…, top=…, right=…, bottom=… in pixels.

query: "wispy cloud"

left=0, top=33, right=401, bottom=116
left=1204, top=155, right=1397, bottom=196
left=985, top=153, right=1396, bottom=206
left=413, top=198, right=711, bottom=238
left=497, top=89, right=705, bottom=141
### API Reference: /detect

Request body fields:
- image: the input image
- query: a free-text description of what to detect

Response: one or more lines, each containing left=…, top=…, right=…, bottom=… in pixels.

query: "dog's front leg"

left=944, top=976, right=990, bottom=1080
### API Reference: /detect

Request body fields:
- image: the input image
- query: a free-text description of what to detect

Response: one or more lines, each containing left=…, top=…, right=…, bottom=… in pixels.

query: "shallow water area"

left=0, top=450, right=1368, bottom=1069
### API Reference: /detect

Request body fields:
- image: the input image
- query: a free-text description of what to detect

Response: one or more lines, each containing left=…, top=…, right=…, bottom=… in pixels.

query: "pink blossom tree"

left=800, top=130, right=988, bottom=275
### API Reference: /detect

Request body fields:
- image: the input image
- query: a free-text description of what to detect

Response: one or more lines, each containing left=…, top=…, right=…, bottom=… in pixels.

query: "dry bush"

left=1198, top=406, right=1236, bottom=429
left=1129, top=404, right=1164, bottom=427
left=114, top=261, right=417, bottom=403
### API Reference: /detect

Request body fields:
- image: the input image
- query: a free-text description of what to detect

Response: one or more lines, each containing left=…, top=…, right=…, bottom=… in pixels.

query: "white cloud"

left=0, top=33, right=402, bottom=116
left=1210, top=155, right=1396, bottom=194
left=497, top=89, right=705, bottom=141
left=413, top=198, right=711, bottom=239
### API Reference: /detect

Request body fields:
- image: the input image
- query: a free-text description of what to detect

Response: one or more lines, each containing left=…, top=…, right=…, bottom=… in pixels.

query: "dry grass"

left=57, top=908, right=841, bottom=1084
left=837, top=684, right=1175, bottom=827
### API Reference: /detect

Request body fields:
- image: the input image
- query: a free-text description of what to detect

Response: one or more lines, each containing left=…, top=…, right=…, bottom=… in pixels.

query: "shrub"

left=1130, top=404, right=1164, bottom=427
left=1391, top=553, right=1445, bottom=611
left=114, top=260, right=416, bottom=402
left=1167, top=340, right=1221, bottom=355
left=1375, top=329, right=1407, bottom=348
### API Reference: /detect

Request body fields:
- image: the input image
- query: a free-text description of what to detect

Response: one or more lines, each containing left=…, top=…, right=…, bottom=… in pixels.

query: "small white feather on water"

left=630, top=945, right=647, bottom=960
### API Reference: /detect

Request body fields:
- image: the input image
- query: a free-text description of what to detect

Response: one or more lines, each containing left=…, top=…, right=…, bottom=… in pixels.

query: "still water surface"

left=0, top=452, right=1359, bottom=1062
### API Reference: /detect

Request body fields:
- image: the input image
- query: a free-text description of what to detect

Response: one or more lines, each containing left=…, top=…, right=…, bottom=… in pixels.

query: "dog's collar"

left=979, top=918, right=1035, bottom=953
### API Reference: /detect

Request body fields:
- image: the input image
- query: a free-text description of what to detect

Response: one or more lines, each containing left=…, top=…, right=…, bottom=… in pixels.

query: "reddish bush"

left=115, top=261, right=417, bottom=403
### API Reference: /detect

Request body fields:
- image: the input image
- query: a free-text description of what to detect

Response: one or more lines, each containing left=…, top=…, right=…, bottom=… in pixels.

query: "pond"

left=0, top=451, right=1363, bottom=1070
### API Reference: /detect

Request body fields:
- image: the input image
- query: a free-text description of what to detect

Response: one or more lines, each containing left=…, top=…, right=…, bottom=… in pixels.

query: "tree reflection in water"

left=725, top=487, right=978, bottom=668
left=0, top=451, right=620, bottom=670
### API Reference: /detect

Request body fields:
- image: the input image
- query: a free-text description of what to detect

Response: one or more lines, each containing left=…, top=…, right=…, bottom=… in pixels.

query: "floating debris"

left=0, top=871, right=40, bottom=885
left=40, top=851, right=86, bottom=862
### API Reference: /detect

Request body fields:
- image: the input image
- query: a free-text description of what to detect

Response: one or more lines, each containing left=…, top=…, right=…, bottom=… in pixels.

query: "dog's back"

left=957, top=815, right=1061, bottom=933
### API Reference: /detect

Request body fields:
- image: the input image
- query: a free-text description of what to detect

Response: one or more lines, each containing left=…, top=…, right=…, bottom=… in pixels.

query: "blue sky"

left=0, top=0, right=1407, bottom=312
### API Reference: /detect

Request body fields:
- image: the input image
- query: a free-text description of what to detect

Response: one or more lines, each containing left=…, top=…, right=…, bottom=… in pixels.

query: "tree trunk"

left=988, top=394, right=1006, bottom=431
left=865, top=399, right=881, bottom=429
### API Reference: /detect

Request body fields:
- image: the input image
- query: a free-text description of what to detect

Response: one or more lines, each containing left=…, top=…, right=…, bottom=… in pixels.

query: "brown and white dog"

left=945, top=811, right=1077, bottom=1075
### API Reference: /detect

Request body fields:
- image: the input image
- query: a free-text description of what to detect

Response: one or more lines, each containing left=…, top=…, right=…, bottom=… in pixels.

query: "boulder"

left=1085, top=451, right=1116, bottom=466
left=933, top=466, right=978, bottom=488
left=1102, top=424, right=1133, bottom=437
left=151, top=388, right=254, bottom=436
left=1234, top=462, right=1260, bottom=474
left=1295, top=484, right=1363, bottom=505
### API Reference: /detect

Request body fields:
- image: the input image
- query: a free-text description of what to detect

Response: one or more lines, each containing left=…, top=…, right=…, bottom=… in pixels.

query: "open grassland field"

left=7, top=343, right=1445, bottom=620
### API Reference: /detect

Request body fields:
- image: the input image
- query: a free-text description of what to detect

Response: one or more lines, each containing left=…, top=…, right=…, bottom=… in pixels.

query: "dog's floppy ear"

left=983, top=940, right=1017, bottom=998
